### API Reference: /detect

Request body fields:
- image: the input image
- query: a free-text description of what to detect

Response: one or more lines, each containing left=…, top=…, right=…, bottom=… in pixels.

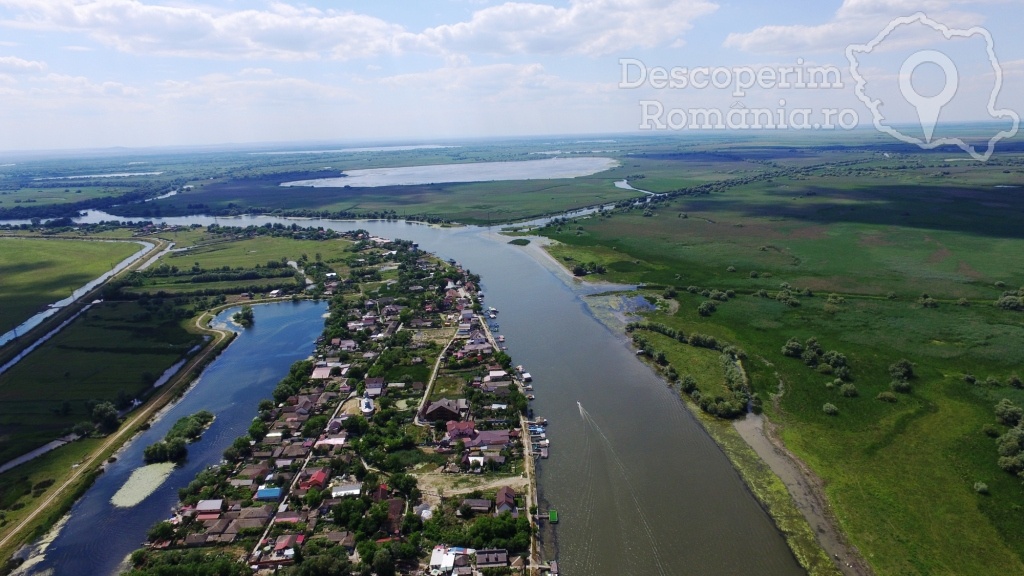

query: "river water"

left=16, top=301, right=327, bottom=576
left=13, top=210, right=804, bottom=575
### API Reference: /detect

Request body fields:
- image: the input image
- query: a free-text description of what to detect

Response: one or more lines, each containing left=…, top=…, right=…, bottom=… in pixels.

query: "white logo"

left=847, top=13, right=1019, bottom=161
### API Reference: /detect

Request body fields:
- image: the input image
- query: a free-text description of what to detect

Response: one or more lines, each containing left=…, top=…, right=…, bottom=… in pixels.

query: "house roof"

left=496, top=486, right=516, bottom=508
left=195, top=499, right=223, bottom=513
left=476, top=549, right=509, bottom=567
left=462, top=498, right=491, bottom=511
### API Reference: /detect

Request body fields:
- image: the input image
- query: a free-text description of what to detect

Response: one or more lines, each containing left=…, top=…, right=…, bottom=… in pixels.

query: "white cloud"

left=423, top=0, right=718, bottom=57
left=155, top=71, right=354, bottom=106
left=30, top=73, right=140, bottom=97
left=0, top=54, right=45, bottom=73
left=0, top=0, right=717, bottom=61
left=0, top=0, right=422, bottom=60
left=724, top=0, right=986, bottom=55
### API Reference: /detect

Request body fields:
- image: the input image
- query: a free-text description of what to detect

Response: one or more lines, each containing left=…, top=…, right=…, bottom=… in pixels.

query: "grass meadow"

left=0, top=301, right=201, bottom=463
left=539, top=145, right=1024, bottom=575
left=0, top=238, right=140, bottom=335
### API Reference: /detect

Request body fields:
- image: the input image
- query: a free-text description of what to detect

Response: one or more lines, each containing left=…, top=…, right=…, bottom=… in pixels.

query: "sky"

left=0, top=0, right=1021, bottom=151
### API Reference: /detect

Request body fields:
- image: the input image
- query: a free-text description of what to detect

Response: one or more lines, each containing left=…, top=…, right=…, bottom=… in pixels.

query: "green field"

left=162, top=235, right=353, bottom=270
left=0, top=238, right=141, bottom=336
left=539, top=143, right=1024, bottom=575
left=0, top=301, right=201, bottom=463
left=118, top=176, right=639, bottom=224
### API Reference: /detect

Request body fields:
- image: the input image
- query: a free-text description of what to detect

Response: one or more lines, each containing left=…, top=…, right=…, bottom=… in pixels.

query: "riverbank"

left=0, top=306, right=234, bottom=566
left=523, top=236, right=859, bottom=576
left=733, top=414, right=872, bottom=576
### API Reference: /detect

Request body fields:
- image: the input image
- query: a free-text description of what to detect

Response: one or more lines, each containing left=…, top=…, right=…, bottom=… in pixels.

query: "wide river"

left=14, top=210, right=804, bottom=576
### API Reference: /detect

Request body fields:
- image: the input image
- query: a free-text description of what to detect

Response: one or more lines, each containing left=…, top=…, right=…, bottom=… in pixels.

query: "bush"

left=983, top=424, right=1001, bottom=438
left=995, top=398, right=1023, bottom=427
left=840, top=383, right=859, bottom=397
left=890, top=379, right=912, bottom=393
left=823, top=403, right=839, bottom=416
left=781, top=337, right=803, bottom=358
left=974, top=482, right=990, bottom=495
left=889, top=359, right=915, bottom=380
left=876, top=391, right=898, bottom=403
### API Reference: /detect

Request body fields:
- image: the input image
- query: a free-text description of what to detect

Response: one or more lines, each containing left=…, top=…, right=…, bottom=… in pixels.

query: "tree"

left=303, top=415, right=329, bottom=439
left=697, top=301, right=716, bottom=316
left=147, top=521, right=175, bottom=542
left=233, top=304, right=255, bottom=327
left=995, top=398, right=1023, bottom=427
left=304, top=488, right=324, bottom=509
left=781, top=337, right=804, bottom=357
left=372, top=548, right=396, bottom=576
left=91, top=401, right=120, bottom=433
left=248, top=419, right=269, bottom=441
left=389, top=473, right=419, bottom=499
left=889, top=359, right=915, bottom=380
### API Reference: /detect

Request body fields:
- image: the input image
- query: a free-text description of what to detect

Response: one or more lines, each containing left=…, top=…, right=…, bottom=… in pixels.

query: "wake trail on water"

left=577, top=403, right=669, bottom=576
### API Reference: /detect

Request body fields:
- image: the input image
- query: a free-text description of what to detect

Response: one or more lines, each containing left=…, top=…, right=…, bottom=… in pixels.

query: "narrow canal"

left=15, top=211, right=805, bottom=575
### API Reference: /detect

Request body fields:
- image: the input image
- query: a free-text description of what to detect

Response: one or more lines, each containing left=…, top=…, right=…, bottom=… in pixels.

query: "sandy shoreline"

left=734, top=414, right=872, bottom=576
left=507, top=231, right=873, bottom=576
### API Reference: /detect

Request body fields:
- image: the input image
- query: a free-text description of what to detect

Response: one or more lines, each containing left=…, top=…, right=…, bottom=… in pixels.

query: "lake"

left=280, top=156, right=618, bottom=188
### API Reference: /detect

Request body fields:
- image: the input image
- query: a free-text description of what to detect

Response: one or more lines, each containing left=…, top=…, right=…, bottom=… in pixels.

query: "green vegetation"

left=143, top=411, right=214, bottom=464
left=0, top=237, right=139, bottom=335
left=539, top=142, right=1024, bottom=576
left=507, top=238, right=530, bottom=246
left=125, top=549, right=250, bottom=576
left=232, top=304, right=254, bottom=327
left=0, top=300, right=202, bottom=463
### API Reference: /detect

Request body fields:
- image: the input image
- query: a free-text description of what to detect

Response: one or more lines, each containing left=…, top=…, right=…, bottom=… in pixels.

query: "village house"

left=424, top=398, right=461, bottom=422
left=460, top=498, right=491, bottom=514
left=495, top=486, right=517, bottom=516
left=476, top=549, right=509, bottom=570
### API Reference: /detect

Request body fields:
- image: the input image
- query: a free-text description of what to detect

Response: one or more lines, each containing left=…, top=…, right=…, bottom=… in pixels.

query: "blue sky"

left=0, top=0, right=1020, bottom=150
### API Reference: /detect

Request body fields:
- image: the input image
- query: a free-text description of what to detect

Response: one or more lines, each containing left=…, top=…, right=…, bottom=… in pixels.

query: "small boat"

left=497, top=335, right=505, bottom=342
left=521, top=372, right=532, bottom=382
left=523, top=384, right=533, bottom=391
left=540, top=448, right=549, bottom=459
left=488, top=306, right=498, bottom=314
left=489, top=313, right=497, bottom=319
left=526, top=394, right=535, bottom=400
left=515, top=365, right=524, bottom=373
left=549, top=510, right=559, bottom=523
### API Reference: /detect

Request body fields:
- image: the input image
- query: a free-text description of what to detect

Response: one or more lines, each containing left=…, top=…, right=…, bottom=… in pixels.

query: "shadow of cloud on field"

left=672, top=184, right=1024, bottom=240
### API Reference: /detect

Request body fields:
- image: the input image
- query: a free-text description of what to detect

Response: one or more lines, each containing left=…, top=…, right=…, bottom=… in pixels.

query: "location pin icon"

left=899, top=50, right=958, bottom=143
